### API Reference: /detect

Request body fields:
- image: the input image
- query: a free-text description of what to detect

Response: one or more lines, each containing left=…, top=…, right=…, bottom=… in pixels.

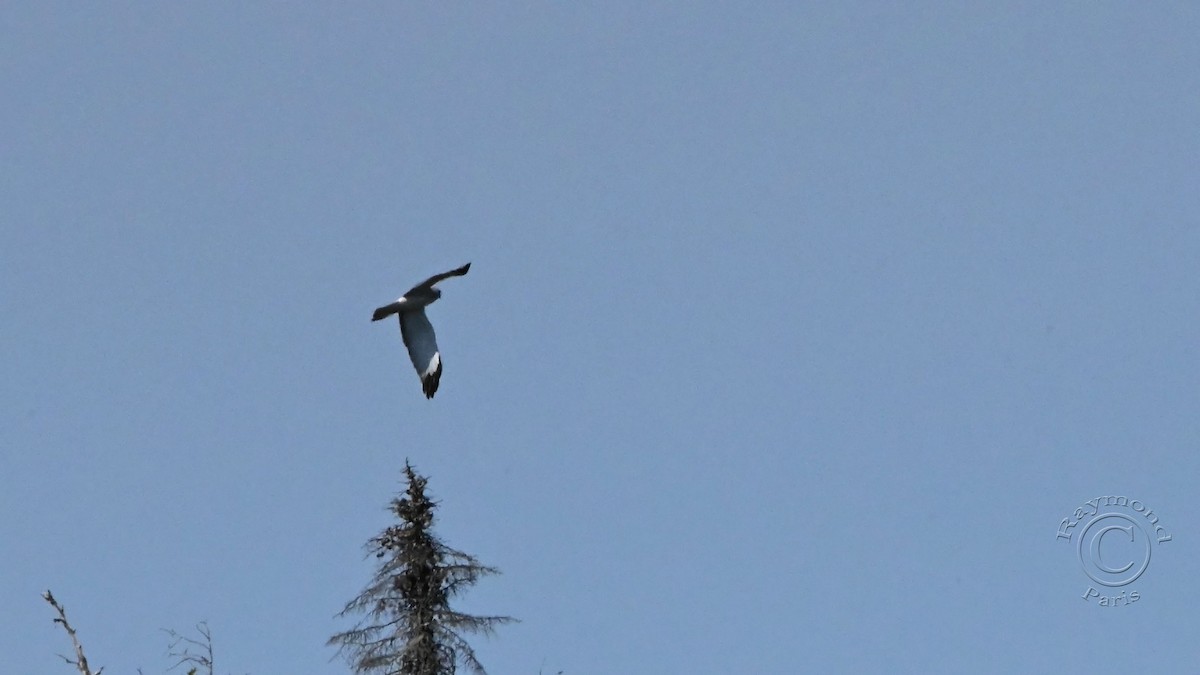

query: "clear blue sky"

left=3, top=4, right=1198, bottom=673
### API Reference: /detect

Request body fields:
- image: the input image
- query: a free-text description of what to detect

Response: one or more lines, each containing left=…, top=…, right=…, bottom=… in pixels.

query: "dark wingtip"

left=459, top=262, right=472, bottom=275
left=421, top=361, right=443, bottom=398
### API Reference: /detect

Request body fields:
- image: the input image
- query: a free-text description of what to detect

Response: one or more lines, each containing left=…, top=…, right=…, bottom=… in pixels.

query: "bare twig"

left=164, top=622, right=214, bottom=675
left=43, top=590, right=104, bottom=675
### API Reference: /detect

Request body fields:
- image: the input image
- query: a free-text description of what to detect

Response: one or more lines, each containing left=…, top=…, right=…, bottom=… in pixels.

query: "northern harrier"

left=372, top=263, right=471, bottom=398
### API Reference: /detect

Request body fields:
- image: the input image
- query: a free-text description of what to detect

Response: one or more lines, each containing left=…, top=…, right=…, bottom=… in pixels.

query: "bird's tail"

left=372, top=302, right=402, bottom=321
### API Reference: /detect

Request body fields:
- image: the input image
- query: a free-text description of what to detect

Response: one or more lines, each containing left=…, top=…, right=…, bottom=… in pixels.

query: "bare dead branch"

left=164, top=622, right=214, bottom=675
left=43, top=590, right=104, bottom=675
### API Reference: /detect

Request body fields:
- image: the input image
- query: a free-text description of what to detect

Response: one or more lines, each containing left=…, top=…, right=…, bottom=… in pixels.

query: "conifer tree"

left=329, top=462, right=514, bottom=675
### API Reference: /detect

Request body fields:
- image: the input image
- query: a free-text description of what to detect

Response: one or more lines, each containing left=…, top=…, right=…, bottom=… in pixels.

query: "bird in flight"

left=372, top=262, right=471, bottom=398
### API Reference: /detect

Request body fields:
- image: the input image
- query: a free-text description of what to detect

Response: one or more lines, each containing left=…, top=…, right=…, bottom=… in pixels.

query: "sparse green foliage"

left=329, top=461, right=515, bottom=674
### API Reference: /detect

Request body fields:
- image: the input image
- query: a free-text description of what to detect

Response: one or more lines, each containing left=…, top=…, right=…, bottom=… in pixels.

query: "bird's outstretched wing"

left=411, top=262, right=471, bottom=293
left=373, top=263, right=472, bottom=322
left=399, top=308, right=442, bottom=399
